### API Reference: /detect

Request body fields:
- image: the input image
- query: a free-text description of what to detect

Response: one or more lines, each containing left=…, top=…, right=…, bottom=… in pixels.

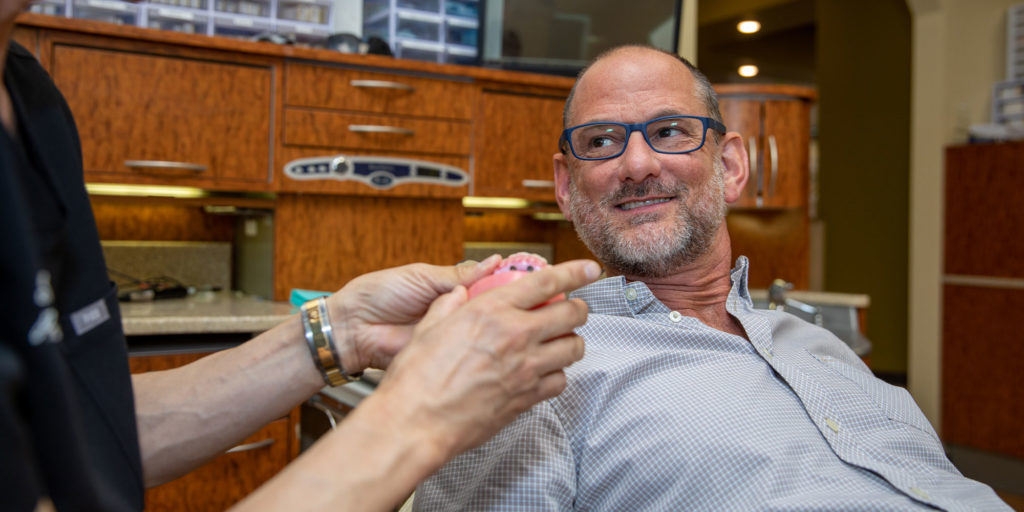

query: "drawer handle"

left=124, top=160, right=208, bottom=172
left=522, top=179, right=555, bottom=189
left=225, top=438, right=275, bottom=453
left=348, top=124, right=415, bottom=136
left=767, top=134, right=779, bottom=197
left=350, top=79, right=415, bottom=92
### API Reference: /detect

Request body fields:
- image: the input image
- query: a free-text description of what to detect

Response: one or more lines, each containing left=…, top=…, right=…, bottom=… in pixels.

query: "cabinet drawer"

left=143, top=418, right=291, bottom=511
left=284, top=62, right=476, bottom=120
left=52, top=45, right=273, bottom=190
left=283, top=108, right=471, bottom=155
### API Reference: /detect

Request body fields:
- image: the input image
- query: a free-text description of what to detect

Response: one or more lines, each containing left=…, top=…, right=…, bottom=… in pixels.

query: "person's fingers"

left=498, top=370, right=570, bottom=420
left=479, top=260, right=601, bottom=310
left=531, top=369, right=569, bottom=402
left=498, top=298, right=589, bottom=349
left=417, top=285, right=468, bottom=331
left=454, top=254, right=503, bottom=286
left=528, top=332, right=586, bottom=375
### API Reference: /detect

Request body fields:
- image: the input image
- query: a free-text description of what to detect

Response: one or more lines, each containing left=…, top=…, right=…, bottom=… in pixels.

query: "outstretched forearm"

left=231, top=387, right=447, bottom=512
left=132, top=314, right=323, bottom=487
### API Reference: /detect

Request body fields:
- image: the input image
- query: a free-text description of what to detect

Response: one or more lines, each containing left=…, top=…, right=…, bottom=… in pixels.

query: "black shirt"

left=0, top=41, right=144, bottom=511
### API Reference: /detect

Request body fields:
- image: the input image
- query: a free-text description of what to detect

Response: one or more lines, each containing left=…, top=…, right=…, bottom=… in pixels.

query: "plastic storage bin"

left=276, top=0, right=331, bottom=25
left=146, top=6, right=209, bottom=34
left=72, top=0, right=139, bottom=25
left=29, top=0, right=68, bottom=17
left=212, top=14, right=271, bottom=38
left=363, top=0, right=480, bottom=64
left=148, top=0, right=206, bottom=10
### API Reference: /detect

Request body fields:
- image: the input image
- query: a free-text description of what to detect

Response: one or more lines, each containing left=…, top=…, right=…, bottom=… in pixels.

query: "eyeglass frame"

left=559, top=115, right=728, bottom=161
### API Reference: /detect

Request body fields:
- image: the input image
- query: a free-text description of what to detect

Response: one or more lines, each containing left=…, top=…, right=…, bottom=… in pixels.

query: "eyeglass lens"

left=570, top=116, right=707, bottom=159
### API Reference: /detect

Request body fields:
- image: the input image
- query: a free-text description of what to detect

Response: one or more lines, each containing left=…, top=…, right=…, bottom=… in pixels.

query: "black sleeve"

left=0, top=342, right=44, bottom=511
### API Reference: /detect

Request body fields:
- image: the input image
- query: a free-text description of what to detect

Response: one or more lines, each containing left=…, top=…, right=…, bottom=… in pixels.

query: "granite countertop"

left=747, top=289, right=870, bottom=308
left=119, top=291, right=295, bottom=336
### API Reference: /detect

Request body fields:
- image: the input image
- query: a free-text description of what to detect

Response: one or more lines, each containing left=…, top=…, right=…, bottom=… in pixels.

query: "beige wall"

left=907, top=0, right=1018, bottom=429
left=816, top=0, right=912, bottom=381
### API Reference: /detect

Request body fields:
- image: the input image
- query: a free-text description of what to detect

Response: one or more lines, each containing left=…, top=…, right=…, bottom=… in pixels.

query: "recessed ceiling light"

left=737, top=20, right=761, bottom=34
left=738, top=65, right=759, bottom=77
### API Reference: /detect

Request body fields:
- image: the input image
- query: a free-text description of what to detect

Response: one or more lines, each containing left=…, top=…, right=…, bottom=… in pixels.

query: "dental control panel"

left=284, top=155, right=469, bottom=190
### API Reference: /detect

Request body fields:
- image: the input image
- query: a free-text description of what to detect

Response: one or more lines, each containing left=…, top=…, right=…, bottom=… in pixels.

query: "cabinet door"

left=473, top=92, right=566, bottom=202
left=718, top=97, right=762, bottom=208
left=129, top=350, right=296, bottom=510
left=761, top=99, right=810, bottom=208
left=51, top=45, right=273, bottom=190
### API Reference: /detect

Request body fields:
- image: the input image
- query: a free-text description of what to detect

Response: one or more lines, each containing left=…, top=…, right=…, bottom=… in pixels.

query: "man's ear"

left=719, top=132, right=749, bottom=204
left=553, top=151, right=573, bottom=221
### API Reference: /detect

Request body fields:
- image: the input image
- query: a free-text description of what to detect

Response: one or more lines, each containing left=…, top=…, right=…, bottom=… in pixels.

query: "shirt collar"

left=570, top=256, right=754, bottom=317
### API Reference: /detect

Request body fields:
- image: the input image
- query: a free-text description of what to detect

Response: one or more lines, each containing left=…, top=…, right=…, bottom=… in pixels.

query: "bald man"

left=413, top=46, right=1008, bottom=511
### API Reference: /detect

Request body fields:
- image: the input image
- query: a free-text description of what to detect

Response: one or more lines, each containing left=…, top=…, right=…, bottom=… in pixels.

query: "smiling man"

left=413, top=46, right=1008, bottom=511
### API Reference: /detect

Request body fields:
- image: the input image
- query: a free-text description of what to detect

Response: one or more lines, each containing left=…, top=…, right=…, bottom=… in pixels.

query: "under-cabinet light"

left=86, top=183, right=208, bottom=199
left=738, top=65, right=759, bottom=78
left=462, top=197, right=531, bottom=209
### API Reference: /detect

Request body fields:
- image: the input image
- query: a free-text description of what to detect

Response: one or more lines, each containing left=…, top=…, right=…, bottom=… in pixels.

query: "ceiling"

left=696, top=0, right=817, bottom=85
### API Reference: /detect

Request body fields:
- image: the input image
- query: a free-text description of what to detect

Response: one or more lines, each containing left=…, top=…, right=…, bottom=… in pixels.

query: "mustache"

left=601, top=179, right=689, bottom=207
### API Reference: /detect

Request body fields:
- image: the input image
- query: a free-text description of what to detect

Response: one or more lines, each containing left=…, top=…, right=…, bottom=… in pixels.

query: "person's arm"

left=232, top=259, right=599, bottom=511
left=131, top=257, right=506, bottom=487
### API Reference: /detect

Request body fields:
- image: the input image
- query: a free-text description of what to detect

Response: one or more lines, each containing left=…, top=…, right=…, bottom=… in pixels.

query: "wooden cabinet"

left=716, top=85, right=814, bottom=209
left=471, top=90, right=568, bottom=202
left=46, top=36, right=274, bottom=191
left=942, top=142, right=1024, bottom=461
left=128, top=349, right=300, bottom=511
left=277, top=62, right=475, bottom=198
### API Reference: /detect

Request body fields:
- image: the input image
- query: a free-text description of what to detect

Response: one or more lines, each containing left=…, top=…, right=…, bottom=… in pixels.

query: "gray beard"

left=567, top=162, right=726, bottom=278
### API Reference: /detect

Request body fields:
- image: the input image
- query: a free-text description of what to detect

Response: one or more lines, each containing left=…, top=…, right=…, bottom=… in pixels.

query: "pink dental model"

left=467, top=252, right=566, bottom=306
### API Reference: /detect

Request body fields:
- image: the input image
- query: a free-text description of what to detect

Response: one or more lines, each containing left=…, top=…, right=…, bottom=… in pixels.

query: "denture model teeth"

left=493, top=252, right=549, bottom=274
left=467, top=252, right=565, bottom=306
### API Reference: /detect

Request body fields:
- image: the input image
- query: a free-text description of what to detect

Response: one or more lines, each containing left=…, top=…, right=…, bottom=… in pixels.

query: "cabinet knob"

left=350, top=79, right=415, bottom=92
left=225, top=438, right=275, bottom=453
left=746, top=136, right=761, bottom=205
left=348, top=124, right=415, bottom=136
left=522, top=179, right=555, bottom=189
left=124, top=160, right=208, bottom=172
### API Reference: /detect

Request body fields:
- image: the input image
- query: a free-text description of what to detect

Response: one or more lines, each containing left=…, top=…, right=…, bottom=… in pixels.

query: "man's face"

left=555, top=49, right=727, bottom=278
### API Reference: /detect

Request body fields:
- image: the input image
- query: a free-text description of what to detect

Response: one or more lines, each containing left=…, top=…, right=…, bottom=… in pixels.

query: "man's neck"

left=614, top=227, right=748, bottom=338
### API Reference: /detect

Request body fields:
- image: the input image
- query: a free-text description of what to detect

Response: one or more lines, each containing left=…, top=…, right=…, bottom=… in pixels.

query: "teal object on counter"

left=289, top=289, right=331, bottom=309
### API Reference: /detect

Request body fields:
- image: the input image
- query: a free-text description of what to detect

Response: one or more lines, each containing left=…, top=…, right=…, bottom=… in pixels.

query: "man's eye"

left=655, top=127, right=687, bottom=139
left=589, top=136, right=616, bottom=148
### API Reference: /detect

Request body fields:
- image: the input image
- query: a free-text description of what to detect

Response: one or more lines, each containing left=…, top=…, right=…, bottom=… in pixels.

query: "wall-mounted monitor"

left=480, top=0, right=683, bottom=76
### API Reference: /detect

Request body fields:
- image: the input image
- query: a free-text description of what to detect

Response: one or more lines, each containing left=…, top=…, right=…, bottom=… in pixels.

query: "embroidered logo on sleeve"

left=70, top=298, right=110, bottom=337
left=28, top=270, right=62, bottom=345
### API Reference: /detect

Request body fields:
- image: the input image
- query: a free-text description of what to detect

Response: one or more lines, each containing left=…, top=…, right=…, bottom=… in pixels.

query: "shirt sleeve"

left=413, top=401, right=576, bottom=511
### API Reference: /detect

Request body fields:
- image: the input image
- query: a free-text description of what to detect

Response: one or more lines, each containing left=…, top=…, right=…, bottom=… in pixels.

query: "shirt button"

left=624, top=288, right=638, bottom=300
left=760, top=347, right=773, bottom=359
left=825, top=417, right=840, bottom=433
left=910, top=487, right=930, bottom=500
left=668, top=311, right=683, bottom=322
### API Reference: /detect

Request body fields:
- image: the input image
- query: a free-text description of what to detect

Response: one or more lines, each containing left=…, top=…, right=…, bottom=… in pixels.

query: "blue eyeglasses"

left=560, top=115, right=727, bottom=161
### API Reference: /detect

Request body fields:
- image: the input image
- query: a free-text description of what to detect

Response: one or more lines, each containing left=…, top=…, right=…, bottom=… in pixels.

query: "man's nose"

left=617, top=131, right=661, bottom=182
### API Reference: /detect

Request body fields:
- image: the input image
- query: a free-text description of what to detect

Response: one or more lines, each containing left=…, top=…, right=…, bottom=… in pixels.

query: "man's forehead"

left=570, top=50, right=698, bottom=124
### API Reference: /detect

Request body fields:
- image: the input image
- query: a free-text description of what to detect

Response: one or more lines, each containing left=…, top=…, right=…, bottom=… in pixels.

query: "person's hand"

left=325, top=256, right=505, bottom=373
left=364, top=259, right=600, bottom=462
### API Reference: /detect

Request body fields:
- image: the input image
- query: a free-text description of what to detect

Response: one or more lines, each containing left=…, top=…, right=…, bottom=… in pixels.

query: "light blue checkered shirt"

left=414, top=257, right=1008, bottom=511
